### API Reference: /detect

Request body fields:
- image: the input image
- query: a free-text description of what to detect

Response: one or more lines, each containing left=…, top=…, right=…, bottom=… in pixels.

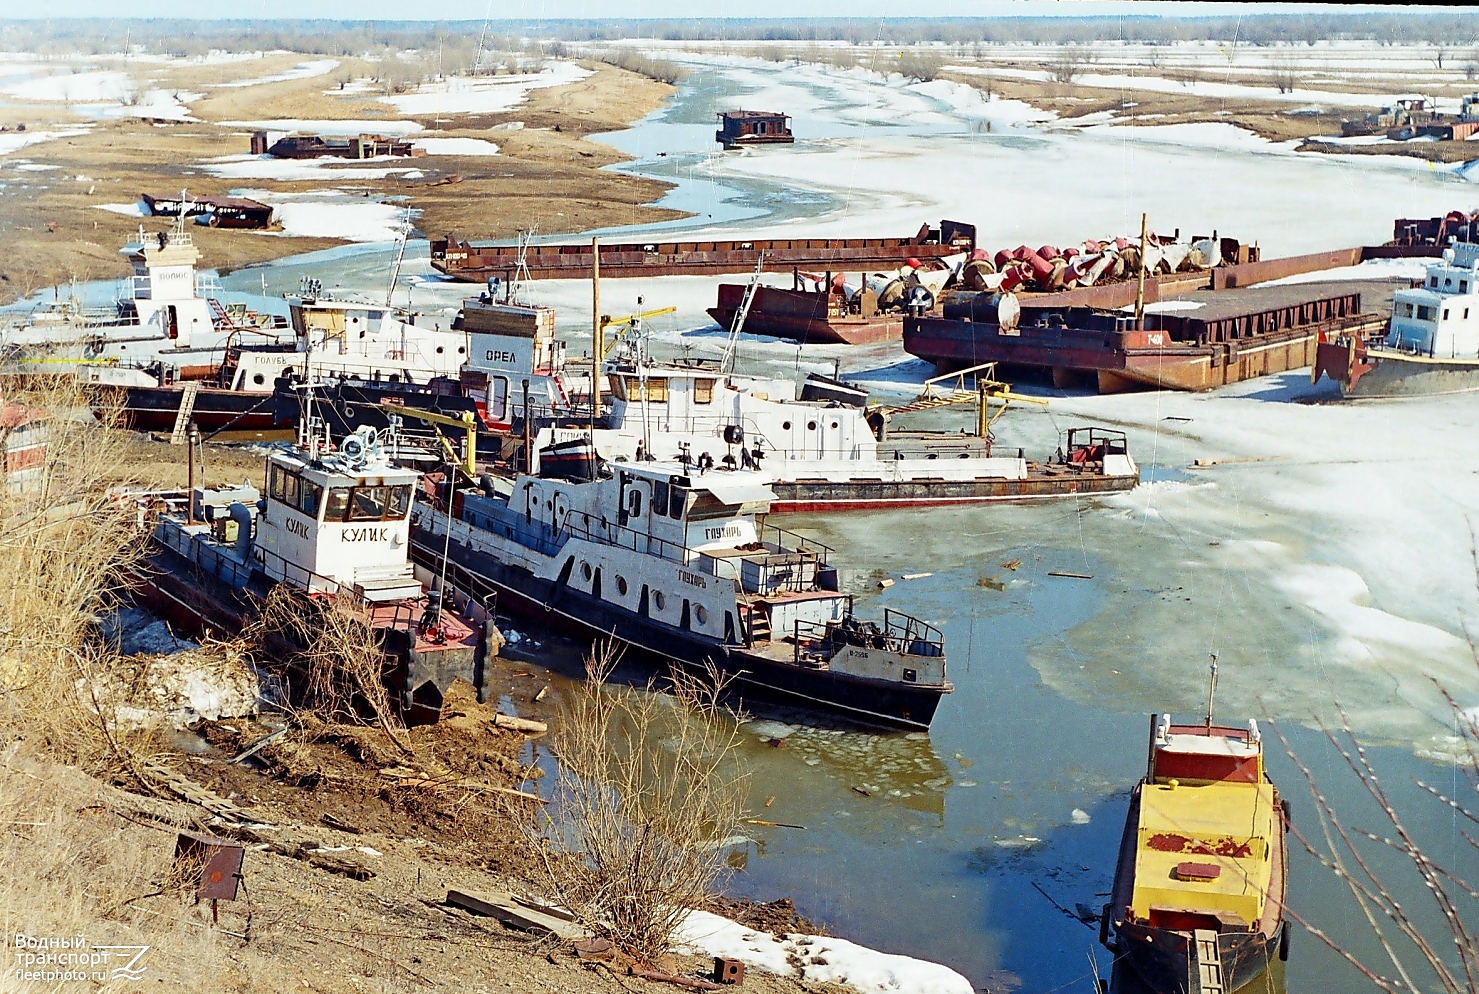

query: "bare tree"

left=529, top=646, right=749, bottom=964
left=1276, top=696, right=1477, bottom=994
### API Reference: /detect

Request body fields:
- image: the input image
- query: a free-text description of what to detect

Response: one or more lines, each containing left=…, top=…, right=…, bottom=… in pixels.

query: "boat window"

left=325, top=487, right=351, bottom=520
left=387, top=484, right=411, bottom=518
left=669, top=484, right=688, bottom=519
left=608, top=374, right=627, bottom=401
left=623, top=376, right=668, bottom=402
left=1403, top=303, right=1415, bottom=318
left=693, top=378, right=715, bottom=404
left=1443, top=308, right=1451, bottom=320
left=628, top=489, right=643, bottom=519
left=1463, top=281, right=1470, bottom=293
left=488, top=376, right=509, bottom=421
left=687, top=492, right=741, bottom=521
left=653, top=478, right=668, bottom=517
left=300, top=480, right=323, bottom=517
left=1430, top=277, right=1439, bottom=288
left=1417, top=305, right=1435, bottom=321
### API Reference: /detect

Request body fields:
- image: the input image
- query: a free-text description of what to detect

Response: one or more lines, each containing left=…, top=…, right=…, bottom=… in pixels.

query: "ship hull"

left=410, top=533, right=946, bottom=731
left=98, top=384, right=286, bottom=433
left=431, top=221, right=975, bottom=282
left=906, top=285, right=1383, bottom=394
left=1112, top=917, right=1285, bottom=994
left=708, top=284, right=906, bottom=346
left=1315, top=339, right=1479, bottom=398
left=767, top=466, right=1138, bottom=512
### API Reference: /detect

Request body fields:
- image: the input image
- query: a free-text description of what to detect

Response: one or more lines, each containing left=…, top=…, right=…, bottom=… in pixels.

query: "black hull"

left=109, top=385, right=286, bottom=433
left=414, top=531, right=945, bottom=731
left=1111, top=920, right=1284, bottom=994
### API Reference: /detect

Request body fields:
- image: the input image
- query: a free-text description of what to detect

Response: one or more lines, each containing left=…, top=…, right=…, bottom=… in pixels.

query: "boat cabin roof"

left=619, top=459, right=776, bottom=507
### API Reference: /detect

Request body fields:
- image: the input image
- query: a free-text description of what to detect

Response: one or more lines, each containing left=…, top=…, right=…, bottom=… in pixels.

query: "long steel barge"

left=429, top=220, right=976, bottom=282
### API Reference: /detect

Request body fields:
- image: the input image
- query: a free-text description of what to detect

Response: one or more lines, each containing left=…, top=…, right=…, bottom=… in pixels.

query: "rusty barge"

left=903, top=244, right=1428, bottom=393
left=428, top=220, right=976, bottom=283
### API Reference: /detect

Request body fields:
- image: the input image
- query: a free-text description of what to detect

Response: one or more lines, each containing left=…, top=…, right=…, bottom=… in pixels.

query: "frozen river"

left=209, top=53, right=1479, bottom=994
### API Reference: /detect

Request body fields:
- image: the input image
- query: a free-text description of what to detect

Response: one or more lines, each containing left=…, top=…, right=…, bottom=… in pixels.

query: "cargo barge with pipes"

left=904, top=242, right=1425, bottom=393
left=428, top=220, right=976, bottom=283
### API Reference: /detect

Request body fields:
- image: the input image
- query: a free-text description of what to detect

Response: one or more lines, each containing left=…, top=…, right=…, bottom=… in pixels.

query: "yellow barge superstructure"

left=1101, top=714, right=1289, bottom=994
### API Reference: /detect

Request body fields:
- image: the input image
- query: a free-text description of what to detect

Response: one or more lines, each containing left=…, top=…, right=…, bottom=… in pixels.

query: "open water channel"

left=133, top=51, right=1479, bottom=993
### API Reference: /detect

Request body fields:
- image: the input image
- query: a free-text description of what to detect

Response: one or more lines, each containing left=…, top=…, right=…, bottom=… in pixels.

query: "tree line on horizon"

left=0, top=11, right=1474, bottom=58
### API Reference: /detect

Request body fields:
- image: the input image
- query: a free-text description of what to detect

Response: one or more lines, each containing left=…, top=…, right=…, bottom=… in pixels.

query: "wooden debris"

left=380, top=765, right=546, bottom=803
left=229, top=725, right=291, bottom=765
left=492, top=712, right=548, bottom=735
left=977, top=577, right=1006, bottom=591
left=629, top=966, right=723, bottom=991
left=901, top=572, right=933, bottom=581
left=877, top=577, right=895, bottom=589
left=744, top=818, right=806, bottom=830
left=1048, top=571, right=1093, bottom=580
left=446, top=889, right=590, bottom=940
left=320, top=813, right=363, bottom=835
left=1002, top=559, right=1022, bottom=570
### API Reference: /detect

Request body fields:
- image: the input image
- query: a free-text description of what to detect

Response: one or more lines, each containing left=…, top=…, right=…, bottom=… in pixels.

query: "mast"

left=1134, top=212, right=1148, bottom=331
left=1205, top=654, right=1219, bottom=733
left=591, top=236, right=601, bottom=480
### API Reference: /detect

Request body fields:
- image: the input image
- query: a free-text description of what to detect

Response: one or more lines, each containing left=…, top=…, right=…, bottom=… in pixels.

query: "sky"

left=10, top=2, right=1441, bottom=22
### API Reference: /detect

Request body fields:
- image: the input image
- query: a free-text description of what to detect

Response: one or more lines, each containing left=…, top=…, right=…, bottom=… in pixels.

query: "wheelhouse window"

left=323, top=483, right=412, bottom=522
left=693, top=378, right=715, bottom=404
left=268, top=463, right=324, bottom=518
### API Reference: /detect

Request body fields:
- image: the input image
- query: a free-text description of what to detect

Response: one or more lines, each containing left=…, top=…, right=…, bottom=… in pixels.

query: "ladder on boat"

left=169, top=380, right=201, bottom=445
left=1191, top=929, right=1226, bottom=994
left=744, top=601, right=771, bottom=646
left=720, top=254, right=764, bottom=374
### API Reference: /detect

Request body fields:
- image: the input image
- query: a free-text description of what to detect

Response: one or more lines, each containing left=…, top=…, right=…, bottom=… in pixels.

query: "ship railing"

left=789, top=609, right=943, bottom=663
left=561, top=509, right=691, bottom=564
left=755, top=521, right=833, bottom=565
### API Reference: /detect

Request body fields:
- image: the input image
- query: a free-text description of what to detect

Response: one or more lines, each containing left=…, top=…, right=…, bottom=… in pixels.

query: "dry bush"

left=531, top=646, right=749, bottom=963
left=0, top=377, right=151, bottom=768
left=243, top=586, right=410, bottom=752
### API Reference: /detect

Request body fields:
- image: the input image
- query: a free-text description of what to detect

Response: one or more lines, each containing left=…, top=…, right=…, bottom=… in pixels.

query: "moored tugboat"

left=130, top=422, right=493, bottom=722
left=411, top=457, right=951, bottom=731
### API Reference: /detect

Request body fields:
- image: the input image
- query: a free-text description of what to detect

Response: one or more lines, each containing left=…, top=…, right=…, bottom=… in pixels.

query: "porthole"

left=830, top=421, right=838, bottom=429
left=581, top=562, right=593, bottom=581
left=694, top=604, right=708, bottom=625
left=458, top=346, right=466, bottom=354
left=436, top=346, right=445, bottom=354
left=781, top=421, right=791, bottom=431
left=807, top=420, right=817, bottom=431
left=616, top=576, right=628, bottom=596
left=653, top=590, right=666, bottom=611
left=253, top=373, right=266, bottom=385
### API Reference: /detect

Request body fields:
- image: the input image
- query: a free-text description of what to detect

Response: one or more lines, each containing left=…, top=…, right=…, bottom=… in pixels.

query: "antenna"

left=384, top=212, right=412, bottom=307
left=1205, top=654, right=1219, bottom=733
left=509, top=225, right=536, bottom=306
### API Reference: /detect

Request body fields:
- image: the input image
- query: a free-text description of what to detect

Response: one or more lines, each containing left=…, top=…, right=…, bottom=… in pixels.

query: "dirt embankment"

left=0, top=57, right=679, bottom=304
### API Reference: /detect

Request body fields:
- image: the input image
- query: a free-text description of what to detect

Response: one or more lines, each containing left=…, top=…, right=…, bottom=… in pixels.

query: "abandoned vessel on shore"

left=131, top=424, right=491, bottom=722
